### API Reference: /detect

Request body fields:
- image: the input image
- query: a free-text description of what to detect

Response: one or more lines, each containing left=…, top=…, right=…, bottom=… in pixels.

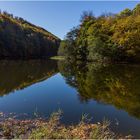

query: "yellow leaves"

left=126, top=50, right=136, bottom=57
left=111, top=15, right=140, bottom=55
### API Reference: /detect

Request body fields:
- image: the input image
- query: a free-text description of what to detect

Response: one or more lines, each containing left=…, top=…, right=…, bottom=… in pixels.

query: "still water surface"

left=0, top=60, right=140, bottom=137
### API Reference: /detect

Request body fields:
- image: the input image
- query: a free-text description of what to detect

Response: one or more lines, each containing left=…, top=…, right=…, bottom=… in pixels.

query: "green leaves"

left=62, top=3, right=140, bottom=63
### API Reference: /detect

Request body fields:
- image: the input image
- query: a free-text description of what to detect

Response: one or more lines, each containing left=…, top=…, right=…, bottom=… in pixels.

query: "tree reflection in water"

left=0, top=60, right=58, bottom=96
left=58, top=60, right=140, bottom=120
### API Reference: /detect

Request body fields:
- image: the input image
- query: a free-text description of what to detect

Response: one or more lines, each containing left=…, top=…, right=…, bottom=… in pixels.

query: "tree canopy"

left=0, top=11, right=60, bottom=59
left=58, top=4, right=140, bottom=63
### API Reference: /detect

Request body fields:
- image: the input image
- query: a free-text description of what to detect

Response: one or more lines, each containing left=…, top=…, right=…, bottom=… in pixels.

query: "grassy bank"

left=0, top=111, right=131, bottom=139
left=50, top=56, right=65, bottom=60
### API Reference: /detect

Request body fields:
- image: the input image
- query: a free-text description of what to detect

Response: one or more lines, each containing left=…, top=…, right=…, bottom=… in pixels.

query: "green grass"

left=50, top=56, right=65, bottom=60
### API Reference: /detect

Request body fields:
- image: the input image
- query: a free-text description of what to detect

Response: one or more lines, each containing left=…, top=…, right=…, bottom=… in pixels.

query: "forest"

left=1, top=4, right=140, bottom=62
left=58, top=4, right=140, bottom=63
left=0, top=11, right=60, bottom=59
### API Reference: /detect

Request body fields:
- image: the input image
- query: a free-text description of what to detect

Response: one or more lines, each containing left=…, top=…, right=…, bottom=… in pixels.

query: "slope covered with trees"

left=0, top=11, right=60, bottom=59
left=58, top=4, right=140, bottom=63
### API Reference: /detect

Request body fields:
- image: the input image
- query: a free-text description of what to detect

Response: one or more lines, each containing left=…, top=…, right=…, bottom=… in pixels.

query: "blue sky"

left=0, top=1, right=139, bottom=39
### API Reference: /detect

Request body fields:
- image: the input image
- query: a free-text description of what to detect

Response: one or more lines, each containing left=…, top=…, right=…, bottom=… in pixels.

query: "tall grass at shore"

left=0, top=111, right=131, bottom=139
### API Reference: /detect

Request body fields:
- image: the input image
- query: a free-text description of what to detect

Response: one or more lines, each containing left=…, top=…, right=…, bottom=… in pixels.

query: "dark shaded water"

left=0, top=60, right=140, bottom=137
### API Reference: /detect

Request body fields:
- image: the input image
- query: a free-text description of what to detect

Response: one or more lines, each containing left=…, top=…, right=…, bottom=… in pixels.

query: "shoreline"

left=0, top=112, right=132, bottom=139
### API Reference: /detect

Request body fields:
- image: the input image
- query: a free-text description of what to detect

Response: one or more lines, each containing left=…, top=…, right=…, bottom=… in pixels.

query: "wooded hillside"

left=0, top=11, right=60, bottom=59
left=58, top=4, right=140, bottom=63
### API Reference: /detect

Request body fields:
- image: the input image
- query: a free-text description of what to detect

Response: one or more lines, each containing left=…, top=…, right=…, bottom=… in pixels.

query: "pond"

left=0, top=60, right=140, bottom=137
